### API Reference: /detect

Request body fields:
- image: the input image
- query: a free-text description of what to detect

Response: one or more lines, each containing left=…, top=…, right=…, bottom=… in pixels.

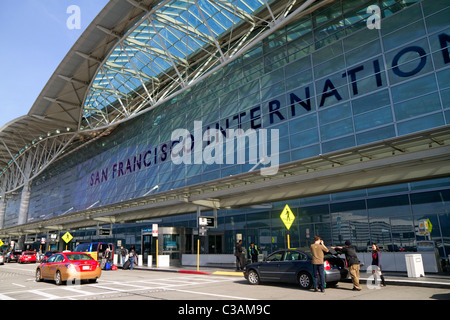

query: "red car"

left=18, top=251, right=37, bottom=264
left=36, top=252, right=102, bottom=285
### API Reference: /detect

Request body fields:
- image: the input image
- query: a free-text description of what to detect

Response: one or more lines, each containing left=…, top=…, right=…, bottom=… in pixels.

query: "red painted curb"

left=178, top=270, right=211, bottom=275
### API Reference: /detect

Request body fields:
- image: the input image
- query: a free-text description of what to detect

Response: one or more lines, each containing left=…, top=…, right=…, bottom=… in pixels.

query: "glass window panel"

left=320, top=118, right=354, bottom=141
left=385, top=38, right=433, bottom=85
left=368, top=195, right=410, bottom=218
left=394, top=92, right=442, bottom=121
left=383, top=20, right=426, bottom=52
left=319, top=102, right=352, bottom=125
left=397, top=111, right=445, bottom=135
left=425, top=6, right=450, bottom=34
left=354, top=106, right=393, bottom=131
left=322, top=135, right=355, bottom=153
left=356, top=125, right=396, bottom=145
left=352, top=89, right=391, bottom=115
left=330, top=200, right=368, bottom=222
left=391, top=74, right=437, bottom=103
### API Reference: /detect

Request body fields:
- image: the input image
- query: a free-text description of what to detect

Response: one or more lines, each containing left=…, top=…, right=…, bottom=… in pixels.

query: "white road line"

left=166, top=287, right=256, bottom=300
left=0, top=293, right=15, bottom=300
left=12, top=283, right=26, bottom=288
left=29, top=290, right=60, bottom=300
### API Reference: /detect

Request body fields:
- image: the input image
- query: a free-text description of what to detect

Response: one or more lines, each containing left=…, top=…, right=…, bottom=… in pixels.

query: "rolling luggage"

left=105, top=261, right=111, bottom=270
left=123, top=259, right=131, bottom=270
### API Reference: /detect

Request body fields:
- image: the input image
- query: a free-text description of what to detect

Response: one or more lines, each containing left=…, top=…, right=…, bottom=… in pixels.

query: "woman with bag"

left=371, top=243, right=386, bottom=287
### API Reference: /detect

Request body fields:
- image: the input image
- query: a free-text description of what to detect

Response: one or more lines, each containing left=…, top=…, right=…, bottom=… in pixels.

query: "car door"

left=258, top=251, right=285, bottom=281
left=41, top=254, right=58, bottom=279
left=278, top=250, right=310, bottom=283
left=48, top=254, right=64, bottom=279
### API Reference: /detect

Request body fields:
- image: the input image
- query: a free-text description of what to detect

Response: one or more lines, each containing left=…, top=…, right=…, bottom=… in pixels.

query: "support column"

left=0, top=192, right=5, bottom=230
left=18, top=181, right=31, bottom=225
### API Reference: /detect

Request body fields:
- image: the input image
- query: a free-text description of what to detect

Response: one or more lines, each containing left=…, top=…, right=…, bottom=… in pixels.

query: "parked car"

left=18, top=251, right=37, bottom=264
left=36, top=252, right=101, bottom=285
left=243, top=248, right=348, bottom=289
left=5, top=250, right=22, bottom=263
left=0, top=253, right=4, bottom=265
left=40, top=251, right=58, bottom=263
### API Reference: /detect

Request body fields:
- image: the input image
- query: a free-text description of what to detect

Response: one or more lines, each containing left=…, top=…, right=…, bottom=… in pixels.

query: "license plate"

left=82, top=266, right=90, bottom=271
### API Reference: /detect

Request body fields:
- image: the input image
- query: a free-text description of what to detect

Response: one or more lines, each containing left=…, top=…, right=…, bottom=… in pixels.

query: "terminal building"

left=0, top=0, right=449, bottom=271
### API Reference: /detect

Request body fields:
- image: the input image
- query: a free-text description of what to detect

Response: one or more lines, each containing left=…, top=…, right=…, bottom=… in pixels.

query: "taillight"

left=324, top=261, right=331, bottom=270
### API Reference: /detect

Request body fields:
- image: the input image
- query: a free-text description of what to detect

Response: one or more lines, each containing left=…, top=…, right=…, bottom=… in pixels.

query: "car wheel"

left=298, top=272, right=313, bottom=289
left=88, top=278, right=98, bottom=283
left=247, top=269, right=260, bottom=285
left=35, top=269, right=42, bottom=282
left=55, top=271, right=64, bottom=286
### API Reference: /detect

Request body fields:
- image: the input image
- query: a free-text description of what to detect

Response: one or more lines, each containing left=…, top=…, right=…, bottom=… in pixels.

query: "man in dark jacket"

left=235, top=240, right=245, bottom=271
left=332, top=240, right=361, bottom=291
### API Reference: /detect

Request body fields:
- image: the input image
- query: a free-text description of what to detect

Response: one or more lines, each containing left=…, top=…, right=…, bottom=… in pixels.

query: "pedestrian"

left=248, top=242, right=259, bottom=263
left=310, top=236, right=329, bottom=293
left=120, top=245, right=128, bottom=265
left=332, top=240, right=362, bottom=291
left=129, top=245, right=136, bottom=270
left=234, top=240, right=244, bottom=271
left=371, top=243, right=386, bottom=287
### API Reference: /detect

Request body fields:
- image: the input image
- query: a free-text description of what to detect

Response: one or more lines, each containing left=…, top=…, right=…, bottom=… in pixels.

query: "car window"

left=266, top=252, right=283, bottom=262
left=47, top=255, right=58, bottom=263
left=75, top=243, right=90, bottom=252
left=55, top=255, right=65, bottom=263
left=66, top=254, right=93, bottom=261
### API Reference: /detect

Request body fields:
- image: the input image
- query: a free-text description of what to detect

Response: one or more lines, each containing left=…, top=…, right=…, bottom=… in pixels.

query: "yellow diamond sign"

left=0, top=240, right=3, bottom=247
left=280, top=204, right=295, bottom=230
left=61, top=232, right=73, bottom=244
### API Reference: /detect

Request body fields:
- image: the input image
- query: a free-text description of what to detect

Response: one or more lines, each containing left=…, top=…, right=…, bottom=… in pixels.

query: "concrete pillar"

left=18, top=181, right=31, bottom=225
left=0, top=192, right=5, bottom=230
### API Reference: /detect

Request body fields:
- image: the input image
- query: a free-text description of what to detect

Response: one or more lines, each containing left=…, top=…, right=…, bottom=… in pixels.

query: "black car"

left=5, top=250, right=22, bottom=263
left=243, top=248, right=348, bottom=289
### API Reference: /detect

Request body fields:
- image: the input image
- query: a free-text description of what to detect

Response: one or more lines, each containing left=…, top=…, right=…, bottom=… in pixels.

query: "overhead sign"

left=280, top=204, right=295, bottom=230
left=152, top=224, right=158, bottom=237
left=61, top=232, right=73, bottom=244
left=199, top=216, right=216, bottom=228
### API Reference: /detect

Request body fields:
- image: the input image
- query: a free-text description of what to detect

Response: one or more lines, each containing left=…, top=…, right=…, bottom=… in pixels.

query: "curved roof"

left=0, top=0, right=327, bottom=193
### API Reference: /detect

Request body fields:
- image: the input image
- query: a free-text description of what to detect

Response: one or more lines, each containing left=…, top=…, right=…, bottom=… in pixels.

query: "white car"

left=0, top=254, right=4, bottom=265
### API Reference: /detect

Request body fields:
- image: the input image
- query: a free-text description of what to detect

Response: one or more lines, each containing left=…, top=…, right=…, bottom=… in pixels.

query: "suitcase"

left=105, top=262, right=111, bottom=270
left=123, top=260, right=131, bottom=270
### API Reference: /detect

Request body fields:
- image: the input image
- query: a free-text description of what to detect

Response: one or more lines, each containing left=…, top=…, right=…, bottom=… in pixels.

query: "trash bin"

left=405, top=254, right=425, bottom=277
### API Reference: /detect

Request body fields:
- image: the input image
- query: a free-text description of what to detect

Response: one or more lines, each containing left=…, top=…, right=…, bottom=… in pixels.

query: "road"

left=0, top=263, right=449, bottom=301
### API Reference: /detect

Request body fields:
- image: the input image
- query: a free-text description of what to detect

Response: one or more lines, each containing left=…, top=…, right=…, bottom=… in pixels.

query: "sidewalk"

left=118, top=264, right=450, bottom=289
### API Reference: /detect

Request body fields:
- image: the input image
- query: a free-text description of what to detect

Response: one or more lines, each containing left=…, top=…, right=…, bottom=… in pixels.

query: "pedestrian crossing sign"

left=280, top=204, right=295, bottom=230
left=62, top=232, right=73, bottom=243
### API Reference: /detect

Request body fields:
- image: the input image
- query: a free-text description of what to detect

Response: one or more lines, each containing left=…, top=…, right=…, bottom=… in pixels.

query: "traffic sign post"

left=280, top=204, right=295, bottom=249
left=61, top=232, right=73, bottom=250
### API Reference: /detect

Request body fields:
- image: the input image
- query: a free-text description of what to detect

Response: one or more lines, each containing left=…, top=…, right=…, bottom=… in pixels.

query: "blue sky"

left=0, top=0, right=109, bottom=128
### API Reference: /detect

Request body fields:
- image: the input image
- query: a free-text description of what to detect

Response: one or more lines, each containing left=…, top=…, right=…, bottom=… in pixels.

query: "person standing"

left=248, top=242, right=259, bottom=263
left=310, top=236, right=329, bottom=293
left=371, top=243, right=386, bottom=287
left=129, top=245, right=136, bottom=270
left=234, top=240, right=244, bottom=271
left=119, top=245, right=128, bottom=265
left=333, top=240, right=362, bottom=291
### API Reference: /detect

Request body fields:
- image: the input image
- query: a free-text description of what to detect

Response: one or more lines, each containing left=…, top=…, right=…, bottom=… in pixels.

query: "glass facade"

left=3, top=0, right=449, bottom=259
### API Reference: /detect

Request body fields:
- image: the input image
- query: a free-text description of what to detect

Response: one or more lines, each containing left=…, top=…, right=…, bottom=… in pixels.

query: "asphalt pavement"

left=127, top=264, right=450, bottom=289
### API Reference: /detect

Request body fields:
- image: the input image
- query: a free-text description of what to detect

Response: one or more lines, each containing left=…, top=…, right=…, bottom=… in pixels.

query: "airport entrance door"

left=142, top=226, right=193, bottom=266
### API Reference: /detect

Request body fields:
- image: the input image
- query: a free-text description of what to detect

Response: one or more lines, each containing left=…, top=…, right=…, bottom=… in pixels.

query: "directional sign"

left=0, top=239, right=3, bottom=247
left=61, top=232, right=73, bottom=243
left=280, top=204, right=295, bottom=230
